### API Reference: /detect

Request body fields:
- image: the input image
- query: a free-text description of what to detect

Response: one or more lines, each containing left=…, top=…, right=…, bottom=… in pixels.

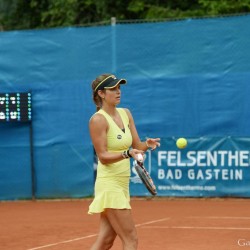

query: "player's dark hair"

left=92, top=73, right=112, bottom=111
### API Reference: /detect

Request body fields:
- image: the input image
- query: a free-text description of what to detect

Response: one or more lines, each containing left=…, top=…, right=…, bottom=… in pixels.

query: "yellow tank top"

left=96, top=108, right=133, bottom=177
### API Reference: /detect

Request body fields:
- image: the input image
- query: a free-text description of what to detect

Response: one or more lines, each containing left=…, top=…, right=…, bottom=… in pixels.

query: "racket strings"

left=135, top=161, right=157, bottom=195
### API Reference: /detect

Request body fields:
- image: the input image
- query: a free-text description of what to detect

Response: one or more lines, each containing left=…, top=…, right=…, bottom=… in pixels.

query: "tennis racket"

left=134, top=155, right=157, bottom=196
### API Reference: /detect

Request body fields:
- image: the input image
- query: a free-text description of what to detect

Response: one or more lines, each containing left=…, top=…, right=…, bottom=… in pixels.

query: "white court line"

left=135, top=218, right=169, bottom=227
left=188, top=216, right=250, bottom=220
left=142, top=226, right=250, bottom=231
left=27, top=218, right=169, bottom=250
left=26, top=234, right=98, bottom=250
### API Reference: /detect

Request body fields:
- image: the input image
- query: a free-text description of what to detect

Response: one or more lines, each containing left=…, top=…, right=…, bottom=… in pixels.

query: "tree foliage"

left=0, top=0, right=250, bottom=31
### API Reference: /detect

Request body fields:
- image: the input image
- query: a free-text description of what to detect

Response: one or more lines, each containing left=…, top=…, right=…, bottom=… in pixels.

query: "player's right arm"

left=89, top=114, right=143, bottom=164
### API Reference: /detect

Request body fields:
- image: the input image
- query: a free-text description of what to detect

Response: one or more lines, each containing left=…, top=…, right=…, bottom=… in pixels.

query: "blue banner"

left=1, top=14, right=250, bottom=199
left=130, top=137, right=250, bottom=197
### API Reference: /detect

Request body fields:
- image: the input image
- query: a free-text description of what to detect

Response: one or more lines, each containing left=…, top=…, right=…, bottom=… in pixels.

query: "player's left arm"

left=124, top=108, right=160, bottom=151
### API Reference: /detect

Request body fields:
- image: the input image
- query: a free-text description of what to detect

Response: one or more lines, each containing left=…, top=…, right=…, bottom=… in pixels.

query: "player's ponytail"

left=93, top=91, right=101, bottom=112
left=91, top=73, right=112, bottom=112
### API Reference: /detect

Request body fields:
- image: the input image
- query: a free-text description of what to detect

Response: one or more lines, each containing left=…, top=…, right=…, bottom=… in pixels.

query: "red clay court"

left=1, top=198, right=250, bottom=250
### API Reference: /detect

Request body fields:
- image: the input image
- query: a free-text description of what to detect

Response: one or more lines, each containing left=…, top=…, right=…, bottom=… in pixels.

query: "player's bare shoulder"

left=123, top=108, right=132, bottom=117
left=89, top=112, right=108, bottom=130
left=89, top=112, right=105, bottom=125
left=123, top=108, right=133, bottom=121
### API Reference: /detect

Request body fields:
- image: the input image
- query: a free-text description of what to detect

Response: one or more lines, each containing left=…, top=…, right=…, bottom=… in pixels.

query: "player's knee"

left=127, top=229, right=138, bottom=247
left=105, top=240, right=115, bottom=249
left=132, top=233, right=138, bottom=247
left=103, top=235, right=116, bottom=249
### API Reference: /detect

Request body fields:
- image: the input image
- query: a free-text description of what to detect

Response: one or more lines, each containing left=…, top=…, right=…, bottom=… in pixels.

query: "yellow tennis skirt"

left=88, top=176, right=131, bottom=214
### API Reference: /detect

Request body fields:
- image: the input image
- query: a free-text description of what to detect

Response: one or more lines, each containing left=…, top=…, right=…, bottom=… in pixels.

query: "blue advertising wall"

left=130, top=137, right=250, bottom=197
left=0, top=14, right=250, bottom=199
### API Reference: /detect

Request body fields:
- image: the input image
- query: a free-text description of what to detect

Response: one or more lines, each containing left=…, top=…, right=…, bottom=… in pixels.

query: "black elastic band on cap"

left=95, top=76, right=115, bottom=92
left=94, top=75, right=126, bottom=92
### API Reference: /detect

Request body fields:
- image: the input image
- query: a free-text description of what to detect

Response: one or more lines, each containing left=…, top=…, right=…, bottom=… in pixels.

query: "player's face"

left=105, top=85, right=121, bottom=105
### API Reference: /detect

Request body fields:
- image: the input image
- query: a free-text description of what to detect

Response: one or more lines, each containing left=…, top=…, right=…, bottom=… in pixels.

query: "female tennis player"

left=88, top=73, right=160, bottom=250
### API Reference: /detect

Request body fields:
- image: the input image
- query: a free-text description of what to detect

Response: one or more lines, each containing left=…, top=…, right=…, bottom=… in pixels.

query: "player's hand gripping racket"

left=134, top=154, right=157, bottom=196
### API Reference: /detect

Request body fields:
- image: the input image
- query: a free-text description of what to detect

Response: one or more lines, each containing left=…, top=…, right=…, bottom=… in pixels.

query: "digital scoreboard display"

left=0, top=92, right=32, bottom=122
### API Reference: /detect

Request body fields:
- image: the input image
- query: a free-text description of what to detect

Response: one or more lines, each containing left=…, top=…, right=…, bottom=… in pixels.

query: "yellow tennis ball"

left=176, top=138, right=187, bottom=149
